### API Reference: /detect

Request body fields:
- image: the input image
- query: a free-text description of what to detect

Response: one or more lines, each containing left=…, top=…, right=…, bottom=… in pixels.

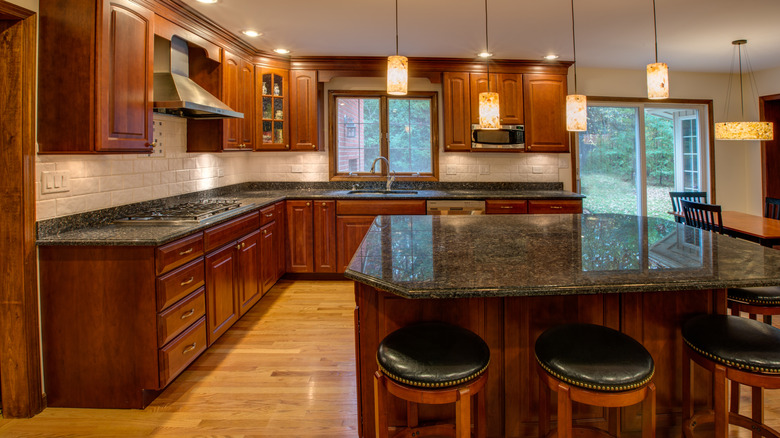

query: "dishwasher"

left=426, top=200, right=486, bottom=215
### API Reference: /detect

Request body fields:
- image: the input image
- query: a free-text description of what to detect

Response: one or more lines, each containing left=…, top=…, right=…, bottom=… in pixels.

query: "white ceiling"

left=182, top=0, right=780, bottom=73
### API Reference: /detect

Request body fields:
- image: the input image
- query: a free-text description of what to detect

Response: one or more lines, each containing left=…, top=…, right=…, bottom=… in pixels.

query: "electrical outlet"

left=217, top=168, right=225, bottom=177
left=479, top=165, right=490, bottom=175
left=291, top=164, right=303, bottom=173
left=41, top=170, right=71, bottom=194
left=446, top=165, right=457, bottom=175
left=532, top=166, right=544, bottom=174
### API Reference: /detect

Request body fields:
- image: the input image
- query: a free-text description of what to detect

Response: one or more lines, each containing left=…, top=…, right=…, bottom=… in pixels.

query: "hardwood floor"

left=0, top=280, right=779, bottom=437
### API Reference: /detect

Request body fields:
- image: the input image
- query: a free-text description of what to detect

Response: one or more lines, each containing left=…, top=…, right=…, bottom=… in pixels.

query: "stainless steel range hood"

left=153, top=35, right=243, bottom=119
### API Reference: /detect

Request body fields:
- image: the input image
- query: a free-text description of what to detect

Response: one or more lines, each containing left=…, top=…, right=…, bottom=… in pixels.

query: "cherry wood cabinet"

left=205, top=242, right=240, bottom=345
left=237, top=230, right=262, bottom=316
left=290, top=70, right=319, bottom=151
left=275, top=202, right=287, bottom=279
left=528, top=199, right=583, bottom=214
left=286, top=200, right=338, bottom=273
left=443, top=72, right=472, bottom=152
left=469, top=73, right=523, bottom=125
left=314, top=201, right=338, bottom=272
left=337, top=216, right=377, bottom=273
left=260, top=221, right=280, bottom=294
left=222, top=51, right=255, bottom=151
left=523, top=74, right=569, bottom=153
left=38, top=0, right=154, bottom=154
left=486, top=199, right=528, bottom=214
left=256, top=67, right=290, bottom=150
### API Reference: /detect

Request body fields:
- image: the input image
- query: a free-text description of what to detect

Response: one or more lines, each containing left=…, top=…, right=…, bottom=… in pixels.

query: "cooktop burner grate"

left=114, top=199, right=243, bottom=225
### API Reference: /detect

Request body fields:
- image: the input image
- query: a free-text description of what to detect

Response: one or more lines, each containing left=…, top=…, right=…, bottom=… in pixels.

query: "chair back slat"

left=681, top=200, right=723, bottom=234
left=670, top=191, right=708, bottom=224
left=766, top=197, right=780, bottom=220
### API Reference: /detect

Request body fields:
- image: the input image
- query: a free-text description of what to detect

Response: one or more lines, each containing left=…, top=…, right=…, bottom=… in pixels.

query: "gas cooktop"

left=113, top=199, right=244, bottom=225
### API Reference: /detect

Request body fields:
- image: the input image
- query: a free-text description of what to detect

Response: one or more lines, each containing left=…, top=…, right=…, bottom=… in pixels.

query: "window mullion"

left=380, top=96, right=389, bottom=176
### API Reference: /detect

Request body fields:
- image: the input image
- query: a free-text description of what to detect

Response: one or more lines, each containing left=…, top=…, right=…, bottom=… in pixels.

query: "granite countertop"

left=343, top=214, right=780, bottom=298
left=36, top=182, right=583, bottom=246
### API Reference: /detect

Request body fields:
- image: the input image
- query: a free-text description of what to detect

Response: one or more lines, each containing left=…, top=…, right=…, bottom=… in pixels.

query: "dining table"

left=720, top=210, right=780, bottom=247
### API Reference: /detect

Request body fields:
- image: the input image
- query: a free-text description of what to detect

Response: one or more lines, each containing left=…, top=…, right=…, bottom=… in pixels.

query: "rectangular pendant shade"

left=566, top=94, right=587, bottom=132
left=647, top=62, right=669, bottom=99
left=715, top=121, right=774, bottom=141
left=387, top=55, right=408, bottom=95
left=478, top=91, right=500, bottom=129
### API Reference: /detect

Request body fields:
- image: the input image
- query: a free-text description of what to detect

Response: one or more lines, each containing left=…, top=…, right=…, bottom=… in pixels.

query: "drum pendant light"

left=646, top=0, right=669, bottom=99
left=387, top=0, right=408, bottom=95
left=478, top=0, right=500, bottom=129
left=566, top=0, right=586, bottom=132
left=715, top=40, right=773, bottom=141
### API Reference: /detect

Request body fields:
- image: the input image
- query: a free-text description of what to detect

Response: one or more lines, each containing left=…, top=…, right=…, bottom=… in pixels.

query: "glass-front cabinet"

left=256, top=68, right=290, bottom=150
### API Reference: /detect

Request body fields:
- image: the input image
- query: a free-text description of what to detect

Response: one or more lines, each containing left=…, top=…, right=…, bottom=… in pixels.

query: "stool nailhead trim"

left=535, top=356, right=654, bottom=392
left=376, top=359, right=489, bottom=388
left=684, top=339, right=780, bottom=374
left=728, top=294, right=780, bottom=305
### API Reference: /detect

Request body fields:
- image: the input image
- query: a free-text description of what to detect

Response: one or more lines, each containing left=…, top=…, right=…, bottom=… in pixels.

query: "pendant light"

left=715, top=40, right=773, bottom=141
left=387, top=0, right=408, bottom=95
left=646, top=0, right=669, bottom=99
left=566, top=0, right=586, bottom=132
left=478, top=0, right=500, bottom=129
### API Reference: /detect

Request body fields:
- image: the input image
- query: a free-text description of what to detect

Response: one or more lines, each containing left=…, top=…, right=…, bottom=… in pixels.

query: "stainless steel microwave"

left=471, top=124, right=525, bottom=150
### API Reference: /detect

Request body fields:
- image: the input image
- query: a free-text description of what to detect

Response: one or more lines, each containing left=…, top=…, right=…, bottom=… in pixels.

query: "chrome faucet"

left=369, top=157, right=395, bottom=191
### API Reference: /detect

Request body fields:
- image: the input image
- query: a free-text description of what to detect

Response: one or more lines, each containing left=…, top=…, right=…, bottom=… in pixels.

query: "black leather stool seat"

left=376, top=322, right=490, bottom=388
left=683, top=314, right=780, bottom=373
left=728, top=286, right=780, bottom=305
left=535, top=324, right=654, bottom=392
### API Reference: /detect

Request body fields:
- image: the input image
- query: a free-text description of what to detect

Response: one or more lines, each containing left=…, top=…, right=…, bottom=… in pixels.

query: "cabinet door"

left=260, top=221, right=278, bottom=294
left=237, top=230, right=261, bottom=316
left=256, top=68, right=290, bottom=150
left=290, top=70, right=319, bottom=151
left=523, top=74, right=569, bottom=153
left=497, top=74, right=523, bottom=125
left=286, top=200, right=314, bottom=273
left=205, top=243, right=239, bottom=346
left=442, top=72, right=471, bottom=152
left=275, top=202, right=286, bottom=278
left=97, top=0, right=154, bottom=152
left=337, top=215, right=376, bottom=273
left=469, top=73, right=497, bottom=125
left=314, top=200, right=337, bottom=273
left=222, top=51, right=242, bottom=150
left=239, top=59, right=255, bottom=149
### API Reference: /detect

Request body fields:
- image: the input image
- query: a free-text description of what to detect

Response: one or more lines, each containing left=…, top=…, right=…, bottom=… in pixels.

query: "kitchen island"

left=344, top=214, right=780, bottom=437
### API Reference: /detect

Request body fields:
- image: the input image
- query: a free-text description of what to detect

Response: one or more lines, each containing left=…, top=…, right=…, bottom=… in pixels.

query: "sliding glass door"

left=577, top=102, right=709, bottom=219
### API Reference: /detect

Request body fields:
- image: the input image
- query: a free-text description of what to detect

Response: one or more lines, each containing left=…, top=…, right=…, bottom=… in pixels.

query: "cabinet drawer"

left=157, top=257, right=205, bottom=312
left=259, top=205, right=276, bottom=226
left=336, top=200, right=426, bottom=216
left=158, top=316, right=207, bottom=388
left=527, top=200, right=583, bottom=214
left=156, top=233, right=204, bottom=275
left=158, top=288, right=206, bottom=347
left=204, top=211, right=260, bottom=252
left=485, top=200, right=528, bottom=214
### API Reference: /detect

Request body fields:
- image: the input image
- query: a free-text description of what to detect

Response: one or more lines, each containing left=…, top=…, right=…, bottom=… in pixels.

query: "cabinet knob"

left=236, top=244, right=241, bottom=250
left=312, top=144, right=317, bottom=149
left=286, top=145, right=290, bottom=149
left=263, top=229, right=268, bottom=235
left=321, top=202, right=327, bottom=207
left=306, top=202, right=311, bottom=207
left=147, top=141, right=157, bottom=148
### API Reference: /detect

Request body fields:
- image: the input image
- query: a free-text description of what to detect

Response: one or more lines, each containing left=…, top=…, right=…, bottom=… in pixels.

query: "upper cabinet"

left=290, top=70, right=319, bottom=151
left=256, top=68, right=290, bottom=151
left=442, top=72, right=472, bottom=152
left=38, top=0, right=155, bottom=154
left=523, top=74, right=569, bottom=153
left=469, top=73, right=523, bottom=125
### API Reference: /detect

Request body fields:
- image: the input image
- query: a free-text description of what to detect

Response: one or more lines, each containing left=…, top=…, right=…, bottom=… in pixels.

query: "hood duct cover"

left=153, top=35, right=243, bottom=119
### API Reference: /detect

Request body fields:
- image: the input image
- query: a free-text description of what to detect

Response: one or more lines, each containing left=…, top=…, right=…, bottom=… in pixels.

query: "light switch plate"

left=291, top=164, right=303, bottom=173
left=446, top=165, right=457, bottom=175
left=41, top=170, right=71, bottom=194
left=479, top=165, right=490, bottom=175
left=532, top=166, right=544, bottom=174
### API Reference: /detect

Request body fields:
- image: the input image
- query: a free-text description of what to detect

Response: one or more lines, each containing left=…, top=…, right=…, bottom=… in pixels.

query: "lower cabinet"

left=486, top=199, right=582, bottom=214
left=260, top=220, right=280, bottom=293
left=337, top=216, right=377, bottom=273
left=286, top=199, right=337, bottom=273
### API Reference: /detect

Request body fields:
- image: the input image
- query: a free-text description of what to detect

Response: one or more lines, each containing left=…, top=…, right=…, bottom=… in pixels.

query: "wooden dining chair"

left=680, top=200, right=723, bottom=234
left=670, top=191, right=708, bottom=223
left=766, top=197, right=780, bottom=220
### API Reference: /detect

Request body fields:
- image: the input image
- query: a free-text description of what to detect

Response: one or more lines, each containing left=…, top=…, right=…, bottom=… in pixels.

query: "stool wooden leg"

left=608, top=407, right=620, bottom=437
left=752, top=386, right=764, bottom=438
left=642, top=383, right=656, bottom=438
left=374, top=371, right=389, bottom=438
left=456, top=387, right=472, bottom=438
left=539, top=375, right=550, bottom=438
left=731, top=380, right=741, bottom=415
left=557, top=382, right=573, bottom=438
left=476, top=385, right=486, bottom=438
left=406, top=401, right=419, bottom=429
left=714, top=364, right=728, bottom=438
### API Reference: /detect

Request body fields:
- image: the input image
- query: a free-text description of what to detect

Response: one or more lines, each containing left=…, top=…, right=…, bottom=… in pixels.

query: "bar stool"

left=374, top=321, right=490, bottom=438
left=682, top=314, right=780, bottom=438
left=535, top=323, right=656, bottom=438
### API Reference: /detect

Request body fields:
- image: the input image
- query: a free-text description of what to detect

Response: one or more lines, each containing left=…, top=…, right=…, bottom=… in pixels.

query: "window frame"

left=328, top=90, right=439, bottom=181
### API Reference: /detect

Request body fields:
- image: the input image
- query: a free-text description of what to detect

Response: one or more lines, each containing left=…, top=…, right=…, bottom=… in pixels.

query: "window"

left=329, top=91, right=438, bottom=180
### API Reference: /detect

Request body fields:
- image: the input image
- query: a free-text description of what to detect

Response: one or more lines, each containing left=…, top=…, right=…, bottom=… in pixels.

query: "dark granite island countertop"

left=344, top=213, right=780, bottom=298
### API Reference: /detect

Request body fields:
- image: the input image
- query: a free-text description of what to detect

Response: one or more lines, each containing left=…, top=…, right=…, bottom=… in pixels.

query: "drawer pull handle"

left=500, top=206, right=514, bottom=209
left=180, top=277, right=195, bottom=286
left=182, top=342, right=197, bottom=355
left=178, top=248, right=194, bottom=256
left=180, top=309, right=195, bottom=319
left=550, top=206, right=563, bottom=209
left=265, top=213, right=274, bottom=217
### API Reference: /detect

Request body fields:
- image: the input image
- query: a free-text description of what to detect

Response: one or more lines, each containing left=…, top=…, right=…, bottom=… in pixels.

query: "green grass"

left=581, top=173, right=673, bottom=220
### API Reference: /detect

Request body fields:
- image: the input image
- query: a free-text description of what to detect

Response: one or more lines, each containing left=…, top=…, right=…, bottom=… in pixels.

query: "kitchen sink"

left=347, top=190, right=418, bottom=195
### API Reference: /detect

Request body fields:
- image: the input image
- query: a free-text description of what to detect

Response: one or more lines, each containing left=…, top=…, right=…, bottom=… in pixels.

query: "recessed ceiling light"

left=274, top=48, right=291, bottom=55
left=477, top=51, right=493, bottom=58
left=544, top=54, right=560, bottom=60
left=241, top=30, right=262, bottom=37
left=196, top=0, right=218, bottom=3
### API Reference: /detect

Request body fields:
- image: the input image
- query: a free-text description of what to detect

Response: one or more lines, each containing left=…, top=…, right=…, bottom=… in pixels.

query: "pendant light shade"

left=646, top=62, right=669, bottom=99
left=478, top=0, right=499, bottom=129
left=646, top=0, right=669, bottom=99
left=566, top=0, right=586, bottom=132
left=387, top=55, right=408, bottom=95
left=715, top=40, right=774, bottom=141
left=386, top=0, right=407, bottom=95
